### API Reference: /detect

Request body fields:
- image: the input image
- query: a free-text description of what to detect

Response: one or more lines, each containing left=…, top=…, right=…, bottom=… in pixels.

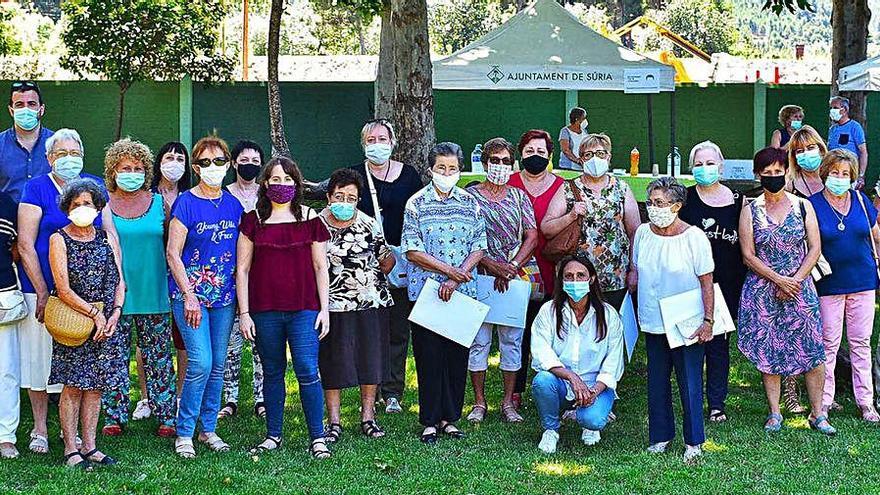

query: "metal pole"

left=242, top=0, right=250, bottom=81
left=670, top=90, right=676, bottom=178
left=647, top=93, right=655, bottom=171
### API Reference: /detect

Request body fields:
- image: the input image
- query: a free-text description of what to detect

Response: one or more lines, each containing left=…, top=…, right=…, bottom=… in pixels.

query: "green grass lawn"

left=2, top=327, right=880, bottom=494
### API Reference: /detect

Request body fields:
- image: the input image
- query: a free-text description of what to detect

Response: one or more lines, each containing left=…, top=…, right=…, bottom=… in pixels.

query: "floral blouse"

left=322, top=212, right=394, bottom=312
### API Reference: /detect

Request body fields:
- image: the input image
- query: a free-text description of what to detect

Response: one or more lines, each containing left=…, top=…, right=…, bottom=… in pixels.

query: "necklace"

left=827, top=192, right=849, bottom=231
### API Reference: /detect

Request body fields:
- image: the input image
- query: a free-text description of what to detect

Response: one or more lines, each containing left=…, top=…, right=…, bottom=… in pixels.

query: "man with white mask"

left=828, top=96, right=868, bottom=189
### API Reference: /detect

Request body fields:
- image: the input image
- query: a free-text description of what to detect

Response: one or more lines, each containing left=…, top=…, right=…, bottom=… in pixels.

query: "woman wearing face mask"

left=738, top=147, right=831, bottom=435
left=771, top=105, right=804, bottom=149
left=17, top=128, right=109, bottom=455
left=218, top=140, right=266, bottom=421
left=464, top=137, right=537, bottom=424
left=237, top=157, right=331, bottom=458
left=808, top=149, right=880, bottom=423
left=785, top=126, right=828, bottom=199
left=678, top=141, right=745, bottom=424
left=318, top=169, right=394, bottom=444
left=100, top=139, right=176, bottom=439
left=401, top=142, right=487, bottom=444
left=632, top=177, right=715, bottom=464
left=530, top=255, right=624, bottom=454
left=543, top=133, right=640, bottom=311
left=47, top=179, right=125, bottom=469
left=166, top=136, right=243, bottom=458
left=507, top=129, right=564, bottom=410
left=558, top=107, right=589, bottom=171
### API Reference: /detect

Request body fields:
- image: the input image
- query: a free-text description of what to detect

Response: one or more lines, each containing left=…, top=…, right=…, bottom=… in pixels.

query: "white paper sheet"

left=659, top=283, right=735, bottom=349
left=620, top=291, right=639, bottom=361
left=475, top=275, right=531, bottom=329
left=408, top=278, right=490, bottom=347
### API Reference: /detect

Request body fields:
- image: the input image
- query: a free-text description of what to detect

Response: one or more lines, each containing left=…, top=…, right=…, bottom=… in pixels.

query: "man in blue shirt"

left=828, top=95, right=868, bottom=189
left=0, top=81, right=53, bottom=203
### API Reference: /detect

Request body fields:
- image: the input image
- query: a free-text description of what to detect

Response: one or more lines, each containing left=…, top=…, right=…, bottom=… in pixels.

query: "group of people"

left=0, top=80, right=877, bottom=469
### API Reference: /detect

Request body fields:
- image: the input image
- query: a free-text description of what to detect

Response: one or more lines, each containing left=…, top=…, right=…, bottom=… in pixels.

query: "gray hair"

left=830, top=95, right=850, bottom=112
left=45, top=128, right=84, bottom=157
left=58, top=178, right=106, bottom=213
left=360, top=120, right=397, bottom=148
left=428, top=142, right=463, bottom=169
left=646, top=176, right=687, bottom=206
left=688, top=140, right=724, bottom=170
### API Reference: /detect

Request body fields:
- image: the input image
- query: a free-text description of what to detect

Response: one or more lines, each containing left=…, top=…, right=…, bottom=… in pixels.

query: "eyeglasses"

left=488, top=156, right=513, bottom=165
left=194, top=157, right=229, bottom=168
left=51, top=149, right=83, bottom=158
left=330, top=193, right=359, bottom=204
left=581, top=150, right=609, bottom=160
left=645, top=199, right=676, bottom=208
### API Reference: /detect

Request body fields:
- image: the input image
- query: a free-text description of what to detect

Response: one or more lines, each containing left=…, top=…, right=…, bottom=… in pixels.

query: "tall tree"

left=374, top=1, right=395, bottom=120
left=61, top=0, right=234, bottom=140
left=267, top=0, right=290, bottom=157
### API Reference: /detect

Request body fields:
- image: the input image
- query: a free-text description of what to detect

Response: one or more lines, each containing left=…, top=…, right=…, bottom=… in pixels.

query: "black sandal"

left=360, top=420, right=386, bottom=438
left=309, top=438, right=331, bottom=459
left=441, top=423, right=466, bottom=439
left=82, top=448, right=117, bottom=466
left=218, top=402, right=237, bottom=419
left=323, top=423, right=343, bottom=443
left=249, top=436, right=282, bottom=455
left=63, top=451, right=93, bottom=471
left=420, top=428, right=438, bottom=445
left=708, top=409, right=728, bottom=423
left=254, top=402, right=267, bottom=418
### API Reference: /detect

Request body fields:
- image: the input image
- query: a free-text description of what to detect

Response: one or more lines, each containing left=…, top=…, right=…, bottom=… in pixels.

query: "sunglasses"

left=11, top=81, right=38, bottom=91
left=194, top=157, right=229, bottom=168
left=488, top=156, right=513, bottom=165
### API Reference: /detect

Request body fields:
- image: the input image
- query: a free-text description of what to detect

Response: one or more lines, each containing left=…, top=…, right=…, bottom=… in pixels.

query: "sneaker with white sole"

left=581, top=428, right=601, bottom=446
left=538, top=429, right=559, bottom=454
left=384, top=397, right=402, bottom=414
left=132, top=399, right=152, bottom=420
left=683, top=445, right=703, bottom=464
left=647, top=441, right=670, bottom=454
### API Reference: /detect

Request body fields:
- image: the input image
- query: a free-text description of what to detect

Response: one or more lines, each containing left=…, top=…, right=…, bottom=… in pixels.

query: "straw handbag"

left=44, top=296, right=103, bottom=347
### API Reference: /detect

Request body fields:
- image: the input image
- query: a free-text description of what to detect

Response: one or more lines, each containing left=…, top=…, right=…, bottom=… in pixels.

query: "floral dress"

left=738, top=197, right=825, bottom=376
left=49, top=229, right=122, bottom=391
left=324, top=213, right=393, bottom=312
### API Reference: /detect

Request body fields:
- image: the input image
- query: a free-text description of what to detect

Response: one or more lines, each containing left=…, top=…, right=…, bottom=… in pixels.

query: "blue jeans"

left=531, top=370, right=615, bottom=431
left=172, top=301, right=236, bottom=438
left=252, top=310, right=324, bottom=440
left=645, top=333, right=705, bottom=446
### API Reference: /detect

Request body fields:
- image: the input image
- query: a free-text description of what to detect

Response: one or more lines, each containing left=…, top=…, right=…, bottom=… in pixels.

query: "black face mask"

left=760, top=174, right=786, bottom=193
left=521, top=155, right=550, bottom=175
left=237, top=163, right=261, bottom=181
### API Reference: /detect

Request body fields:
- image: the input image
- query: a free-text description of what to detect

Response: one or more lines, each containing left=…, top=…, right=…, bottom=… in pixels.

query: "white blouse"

left=530, top=300, right=625, bottom=401
left=632, top=224, right=714, bottom=334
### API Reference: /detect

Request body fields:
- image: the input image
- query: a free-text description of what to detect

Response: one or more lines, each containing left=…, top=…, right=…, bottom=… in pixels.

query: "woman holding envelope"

left=631, top=177, right=715, bottom=464
left=401, top=142, right=487, bottom=444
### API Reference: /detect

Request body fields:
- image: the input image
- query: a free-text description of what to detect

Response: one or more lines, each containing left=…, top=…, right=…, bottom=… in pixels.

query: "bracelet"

left=88, top=305, right=98, bottom=318
left=239, top=311, right=249, bottom=316
left=112, top=305, right=122, bottom=314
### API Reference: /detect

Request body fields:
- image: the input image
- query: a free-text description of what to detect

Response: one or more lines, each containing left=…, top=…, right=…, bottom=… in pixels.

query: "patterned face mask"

left=486, top=163, right=511, bottom=185
left=646, top=205, right=678, bottom=228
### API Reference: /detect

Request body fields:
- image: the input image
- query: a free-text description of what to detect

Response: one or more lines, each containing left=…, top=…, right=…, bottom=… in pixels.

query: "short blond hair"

left=360, top=120, right=396, bottom=148
left=104, top=138, right=154, bottom=193
left=819, top=148, right=859, bottom=182
left=778, top=105, right=803, bottom=127
left=579, top=133, right=612, bottom=154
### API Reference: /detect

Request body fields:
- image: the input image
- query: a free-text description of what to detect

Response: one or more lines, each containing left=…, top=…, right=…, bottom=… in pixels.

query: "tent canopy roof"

left=839, top=55, right=880, bottom=92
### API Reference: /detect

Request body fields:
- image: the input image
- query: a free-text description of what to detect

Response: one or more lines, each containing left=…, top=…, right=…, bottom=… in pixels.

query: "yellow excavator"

left=611, top=15, right=712, bottom=83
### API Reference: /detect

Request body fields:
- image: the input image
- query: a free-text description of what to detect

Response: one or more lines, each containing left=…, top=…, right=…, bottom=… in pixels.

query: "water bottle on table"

left=471, top=144, right=484, bottom=174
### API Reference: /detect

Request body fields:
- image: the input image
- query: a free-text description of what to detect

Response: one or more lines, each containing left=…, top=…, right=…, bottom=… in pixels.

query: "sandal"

left=254, top=402, right=267, bottom=418
left=310, top=438, right=331, bottom=459
left=0, top=443, right=19, bottom=459
left=101, top=424, right=124, bottom=437
left=175, top=437, right=196, bottom=459
left=764, top=413, right=783, bottom=433
left=217, top=402, right=237, bottom=420
left=28, top=432, right=48, bottom=454
left=440, top=423, right=466, bottom=439
left=808, top=415, right=837, bottom=436
left=323, top=423, right=343, bottom=443
left=501, top=404, right=524, bottom=423
left=82, top=448, right=117, bottom=466
left=420, top=427, right=438, bottom=445
left=708, top=409, right=728, bottom=423
left=361, top=420, right=386, bottom=438
left=198, top=432, right=230, bottom=452
left=249, top=436, right=282, bottom=455
left=860, top=405, right=880, bottom=423
left=466, top=404, right=487, bottom=423
left=63, top=451, right=92, bottom=471
left=783, top=376, right=806, bottom=414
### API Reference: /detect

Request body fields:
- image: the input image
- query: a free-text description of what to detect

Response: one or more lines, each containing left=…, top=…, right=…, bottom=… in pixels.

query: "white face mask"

left=365, top=143, right=393, bottom=164
left=830, top=108, right=843, bottom=122
left=646, top=205, right=678, bottom=228
left=432, top=172, right=460, bottom=193
left=486, top=163, right=511, bottom=185
left=161, top=160, right=186, bottom=182
left=198, top=165, right=227, bottom=188
left=583, top=157, right=609, bottom=177
left=68, top=205, right=99, bottom=227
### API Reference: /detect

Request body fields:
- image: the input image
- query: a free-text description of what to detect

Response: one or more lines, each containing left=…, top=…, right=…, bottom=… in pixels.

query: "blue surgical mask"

left=796, top=149, right=822, bottom=171
left=790, top=120, right=803, bottom=130
left=329, top=201, right=356, bottom=221
left=563, top=280, right=590, bottom=302
left=693, top=164, right=720, bottom=186
left=53, top=155, right=83, bottom=181
left=13, top=107, right=39, bottom=131
left=116, top=172, right=145, bottom=192
left=825, top=176, right=851, bottom=197
left=365, top=143, right=393, bottom=164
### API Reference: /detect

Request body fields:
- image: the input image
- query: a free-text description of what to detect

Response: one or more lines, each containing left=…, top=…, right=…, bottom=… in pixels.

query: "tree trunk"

left=375, top=2, right=395, bottom=121
left=831, top=0, right=870, bottom=124
left=115, top=83, right=128, bottom=141
left=389, top=0, right=435, bottom=179
left=354, top=13, right=366, bottom=55
left=268, top=0, right=290, bottom=158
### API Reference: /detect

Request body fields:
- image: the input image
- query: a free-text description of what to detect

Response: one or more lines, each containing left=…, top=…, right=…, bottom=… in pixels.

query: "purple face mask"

left=266, top=183, right=296, bottom=204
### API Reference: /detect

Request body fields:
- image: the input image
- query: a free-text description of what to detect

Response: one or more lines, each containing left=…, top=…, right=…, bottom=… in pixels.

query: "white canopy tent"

left=838, top=55, right=880, bottom=92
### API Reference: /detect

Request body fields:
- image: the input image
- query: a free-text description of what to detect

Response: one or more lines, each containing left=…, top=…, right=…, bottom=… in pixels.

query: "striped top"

left=0, top=191, right=17, bottom=291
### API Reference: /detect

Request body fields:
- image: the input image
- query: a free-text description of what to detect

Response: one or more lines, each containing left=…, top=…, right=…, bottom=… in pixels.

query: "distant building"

left=14, top=0, right=61, bottom=21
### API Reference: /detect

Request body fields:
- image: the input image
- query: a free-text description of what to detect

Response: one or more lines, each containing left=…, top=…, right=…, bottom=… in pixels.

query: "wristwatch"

left=510, top=259, right=521, bottom=269
left=703, top=317, right=715, bottom=325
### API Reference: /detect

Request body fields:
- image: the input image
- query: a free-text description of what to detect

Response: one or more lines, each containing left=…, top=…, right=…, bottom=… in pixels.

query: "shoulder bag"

left=855, top=190, right=880, bottom=281
left=543, top=179, right=583, bottom=263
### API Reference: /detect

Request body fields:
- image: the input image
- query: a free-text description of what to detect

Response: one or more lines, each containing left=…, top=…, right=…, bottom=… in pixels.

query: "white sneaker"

left=384, top=397, right=402, bottom=414
left=132, top=399, right=152, bottom=420
left=538, top=429, right=559, bottom=454
left=647, top=441, right=670, bottom=454
left=683, top=445, right=703, bottom=464
left=581, top=428, right=601, bottom=446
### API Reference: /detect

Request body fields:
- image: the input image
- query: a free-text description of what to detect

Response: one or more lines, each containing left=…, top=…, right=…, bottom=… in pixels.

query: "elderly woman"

left=678, top=141, right=745, bottom=423
left=808, top=149, right=880, bottom=422
left=464, top=137, right=537, bottom=424
left=167, top=136, right=243, bottom=458
left=786, top=126, right=828, bottom=199
left=771, top=104, right=804, bottom=149
left=558, top=107, right=589, bottom=171
left=402, top=142, right=487, bottom=444
left=48, top=179, right=125, bottom=469
left=218, top=140, right=265, bottom=420
left=17, top=128, right=109, bottom=455
left=508, top=129, right=565, bottom=408
left=531, top=255, right=624, bottom=454
left=738, top=147, right=832, bottom=435
left=319, top=169, right=394, bottom=443
left=632, top=177, right=714, bottom=464
left=101, top=139, right=176, bottom=438
left=237, top=156, right=331, bottom=459
left=0, top=190, right=22, bottom=459
left=543, top=133, right=640, bottom=311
